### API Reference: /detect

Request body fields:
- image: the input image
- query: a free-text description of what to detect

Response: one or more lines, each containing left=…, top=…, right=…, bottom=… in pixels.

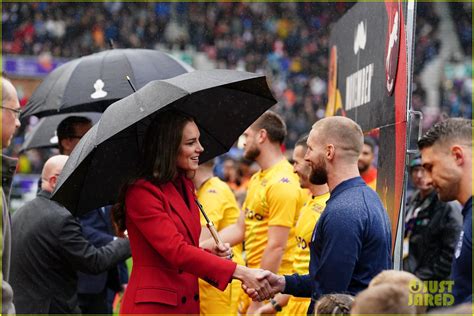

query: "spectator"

left=2, top=2, right=355, bottom=147
left=369, top=269, right=421, bottom=288
left=368, top=269, right=427, bottom=314
left=55, top=116, right=129, bottom=314
left=1, top=75, right=22, bottom=315
left=315, top=294, right=354, bottom=316
left=56, top=116, right=92, bottom=155
left=221, top=156, right=239, bottom=190
left=403, top=154, right=462, bottom=282
left=351, top=284, right=417, bottom=315
left=428, top=302, right=473, bottom=315
left=358, top=137, right=377, bottom=191
left=9, top=155, right=131, bottom=314
left=3, top=3, right=470, bottom=147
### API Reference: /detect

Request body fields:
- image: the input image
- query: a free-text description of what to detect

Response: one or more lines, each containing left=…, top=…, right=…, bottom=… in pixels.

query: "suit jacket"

left=120, top=176, right=236, bottom=315
left=10, top=191, right=131, bottom=314
left=1, top=155, right=17, bottom=315
left=77, top=206, right=129, bottom=294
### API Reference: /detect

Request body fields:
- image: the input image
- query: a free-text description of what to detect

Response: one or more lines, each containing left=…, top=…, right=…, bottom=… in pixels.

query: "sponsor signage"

left=2, top=55, right=68, bottom=78
left=329, top=1, right=405, bottom=131
left=328, top=1, right=410, bottom=252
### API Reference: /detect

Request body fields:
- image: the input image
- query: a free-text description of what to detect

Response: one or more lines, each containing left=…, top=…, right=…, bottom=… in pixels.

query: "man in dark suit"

left=77, top=206, right=129, bottom=314
left=244, top=117, right=392, bottom=314
left=1, top=75, right=21, bottom=315
left=10, top=155, right=131, bottom=314
left=55, top=116, right=129, bottom=314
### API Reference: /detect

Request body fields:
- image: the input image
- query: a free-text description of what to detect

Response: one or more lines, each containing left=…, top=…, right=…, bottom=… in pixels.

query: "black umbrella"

left=21, top=49, right=194, bottom=118
left=51, top=69, right=276, bottom=215
left=21, top=113, right=102, bottom=152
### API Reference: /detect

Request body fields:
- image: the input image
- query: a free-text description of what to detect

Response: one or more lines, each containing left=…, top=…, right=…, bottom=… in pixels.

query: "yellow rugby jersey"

left=197, top=177, right=244, bottom=315
left=292, top=192, right=330, bottom=274
left=243, top=159, right=307, bottom=274
left=197, top=176, right=244, bottom=266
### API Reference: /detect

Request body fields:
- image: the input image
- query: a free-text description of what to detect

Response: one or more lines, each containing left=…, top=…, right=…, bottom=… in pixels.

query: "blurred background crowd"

left=1, top=1, right=472, bottom=202
left=1, top=3, right=472, bottom=315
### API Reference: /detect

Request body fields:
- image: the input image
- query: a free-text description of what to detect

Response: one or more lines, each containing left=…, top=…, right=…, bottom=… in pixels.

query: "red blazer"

left=120, top=176, right=237, bottom=315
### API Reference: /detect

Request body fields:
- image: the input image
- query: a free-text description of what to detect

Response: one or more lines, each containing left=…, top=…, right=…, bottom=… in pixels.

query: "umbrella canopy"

left=21, top=49, right=194, bottom=118
left=21, top=113, right=102, bottom=152
left=51, top=69, right=276, bottom=215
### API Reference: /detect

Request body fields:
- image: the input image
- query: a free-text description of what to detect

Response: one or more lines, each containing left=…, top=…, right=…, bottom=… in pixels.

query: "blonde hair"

left=369, top=270, right=427, bottom=314
left=369, top=270, right=420, bottom=288
left=351, top=284, right=417, bottom=315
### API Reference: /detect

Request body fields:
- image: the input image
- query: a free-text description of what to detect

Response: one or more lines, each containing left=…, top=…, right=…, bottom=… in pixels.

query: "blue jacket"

left=77, top=206, right=128, bottom=294
left=451, top=196, right=472, bottom=304
left=284, top=177, right=392, bottom=313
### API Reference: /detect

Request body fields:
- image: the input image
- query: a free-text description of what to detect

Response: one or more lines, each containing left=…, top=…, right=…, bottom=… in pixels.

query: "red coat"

left=120, top=176, right=237, bottom=314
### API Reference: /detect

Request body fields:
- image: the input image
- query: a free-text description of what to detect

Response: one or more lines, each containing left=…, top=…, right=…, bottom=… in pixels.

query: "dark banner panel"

left=327, top=1, right=409, bottom=250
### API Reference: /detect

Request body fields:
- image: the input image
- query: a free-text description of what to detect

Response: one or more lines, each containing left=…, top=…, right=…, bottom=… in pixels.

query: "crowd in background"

left=3, top=2, right=471, bottom=152
left=1, top=2, right=472, bottom=315
left=451, top=2, right=471, bottom=56
left=411, top=2, right=472, bottom=127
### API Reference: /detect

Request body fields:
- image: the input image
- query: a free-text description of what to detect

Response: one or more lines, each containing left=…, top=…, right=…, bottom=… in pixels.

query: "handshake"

left=211, top=244, right=285, bottom=301
left=233, top=266, right=286, bottom=302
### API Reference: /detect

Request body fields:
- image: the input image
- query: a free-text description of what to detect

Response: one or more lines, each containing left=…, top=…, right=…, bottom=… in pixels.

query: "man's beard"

left=244, top=145, right=260, bottom=161
left=309, top=155, right=328, bottom=185
left=436, top=180, right=459, bottom=203
left=358, top=161, right=370, bottom=173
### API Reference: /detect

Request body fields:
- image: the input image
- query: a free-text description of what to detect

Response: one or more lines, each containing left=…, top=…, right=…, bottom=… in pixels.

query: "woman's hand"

left=233, top=266, right=273, bottom=301
left=209, top=242, right=232, bottom=259
left=199, top=237, right=215, bottom=251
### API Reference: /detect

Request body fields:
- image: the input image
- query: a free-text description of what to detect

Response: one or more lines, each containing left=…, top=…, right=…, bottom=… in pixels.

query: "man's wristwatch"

left=270, top=298, right=282, bottom=312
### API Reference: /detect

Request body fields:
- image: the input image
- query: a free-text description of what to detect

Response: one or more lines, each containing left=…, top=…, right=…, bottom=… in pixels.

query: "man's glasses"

left=1, top=106, right=22, bottom=119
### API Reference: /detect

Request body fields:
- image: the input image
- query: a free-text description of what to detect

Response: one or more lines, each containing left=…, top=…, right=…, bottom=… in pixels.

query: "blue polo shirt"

left=283, top=177, right=392, bottom=313
left=451, top=196, right=472, bottom=304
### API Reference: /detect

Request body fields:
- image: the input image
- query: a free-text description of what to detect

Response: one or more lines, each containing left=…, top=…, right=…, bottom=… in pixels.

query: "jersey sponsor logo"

left=279, top=177, right=290, bottom=183
left=245, top=208, right=264, bottom=221
left=207, top=189, right=218, bottom=194
left=296, top=236, right=308, bottom=249
left=311, top=204, right=324, bottom=213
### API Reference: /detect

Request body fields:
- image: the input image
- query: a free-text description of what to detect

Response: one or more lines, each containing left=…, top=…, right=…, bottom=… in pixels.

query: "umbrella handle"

left=206, top=221, right=224, bottom=246
left=206, top=221, right=234, bottom=259
left=196, top=199, right=233, bottom=259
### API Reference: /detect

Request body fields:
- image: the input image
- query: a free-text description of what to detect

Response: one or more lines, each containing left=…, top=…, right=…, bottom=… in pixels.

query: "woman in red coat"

left=113, top=110, right=268, bottom=314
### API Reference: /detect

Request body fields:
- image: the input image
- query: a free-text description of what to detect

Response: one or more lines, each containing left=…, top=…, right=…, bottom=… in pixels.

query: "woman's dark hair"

left=112, top=110, right=194, bottom=235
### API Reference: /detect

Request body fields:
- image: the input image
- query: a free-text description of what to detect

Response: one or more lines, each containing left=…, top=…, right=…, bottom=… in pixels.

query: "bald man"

left=1, top=76, right=21, bottom=315
left=2, top=76, right=21, bottom=148
left=245, top=117, right=392, bottom=314
left=9, top=155, right=131, bottom=314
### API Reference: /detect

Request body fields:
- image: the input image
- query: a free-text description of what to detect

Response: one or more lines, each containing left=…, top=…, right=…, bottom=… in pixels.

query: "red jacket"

left=120, top=176, right=237, bottom=314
